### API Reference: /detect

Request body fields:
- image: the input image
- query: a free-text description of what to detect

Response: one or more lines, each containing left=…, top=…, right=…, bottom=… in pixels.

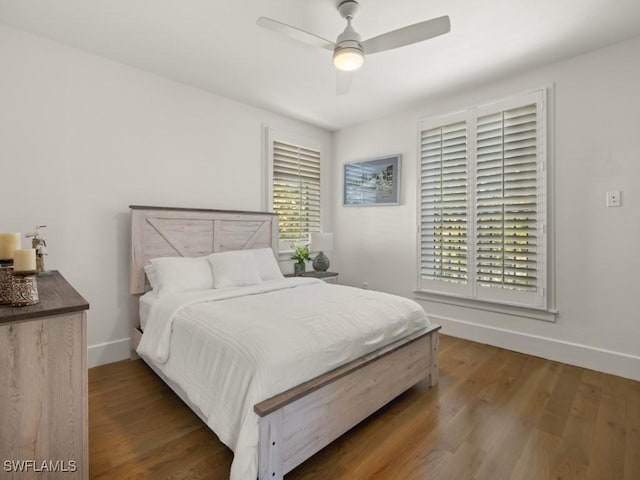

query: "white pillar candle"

left=13, top=249, right=36, bottom=272
left=0, top=233, right=21, bottom=260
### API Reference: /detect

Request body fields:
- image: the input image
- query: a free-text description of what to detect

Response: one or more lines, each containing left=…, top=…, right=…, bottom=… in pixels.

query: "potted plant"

left=290, top=244, right=310, bottom=276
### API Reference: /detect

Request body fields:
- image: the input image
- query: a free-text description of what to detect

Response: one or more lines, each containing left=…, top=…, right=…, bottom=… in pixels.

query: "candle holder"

left=0, top=261, right=13, bottom=305
left=11, top=272, right=39, bottom=307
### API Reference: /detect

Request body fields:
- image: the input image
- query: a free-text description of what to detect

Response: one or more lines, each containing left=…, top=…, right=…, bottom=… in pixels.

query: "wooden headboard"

left=129, top=205, right=279, bottom=352
left=130, top=205, right=279, bottom=294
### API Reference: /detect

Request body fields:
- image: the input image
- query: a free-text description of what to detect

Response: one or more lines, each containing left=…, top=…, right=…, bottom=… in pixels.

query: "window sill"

left=278, top=250, right=293, bottom=260
left=413, top=290, right=557, bottom=323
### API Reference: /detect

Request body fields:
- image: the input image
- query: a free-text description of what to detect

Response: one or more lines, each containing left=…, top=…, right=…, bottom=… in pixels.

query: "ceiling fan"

left=257, top=0, right=450, bottom=94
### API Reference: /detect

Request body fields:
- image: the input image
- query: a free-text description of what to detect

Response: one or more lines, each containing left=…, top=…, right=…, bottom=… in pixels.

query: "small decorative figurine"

left=26, top=225, right=48, bottom=274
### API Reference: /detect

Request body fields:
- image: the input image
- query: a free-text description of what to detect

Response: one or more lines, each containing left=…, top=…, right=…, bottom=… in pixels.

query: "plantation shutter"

left=272, top=140, right=321, bottom=244
left=417, top=89, right=546, bottom=309
left=475, top=103, right=539, bottom=298
left=419, top=119, right=469, bottom=293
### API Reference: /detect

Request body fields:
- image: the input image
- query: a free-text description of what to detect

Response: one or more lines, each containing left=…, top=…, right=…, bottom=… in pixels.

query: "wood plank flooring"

left=89, top=335, right=640, bottom=479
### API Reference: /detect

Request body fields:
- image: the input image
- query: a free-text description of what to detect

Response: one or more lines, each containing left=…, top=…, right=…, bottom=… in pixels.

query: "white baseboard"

left=88, top=338, right=130, bottom=368
left=432, top=315, right=640, bottom=382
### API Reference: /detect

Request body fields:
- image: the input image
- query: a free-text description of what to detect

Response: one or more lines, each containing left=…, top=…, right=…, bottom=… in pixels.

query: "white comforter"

left=137, top=278, right=429, bottom=480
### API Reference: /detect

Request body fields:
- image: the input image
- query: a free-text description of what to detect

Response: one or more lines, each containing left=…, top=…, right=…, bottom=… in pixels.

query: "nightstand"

left=285, top=271, right=339, bottom=284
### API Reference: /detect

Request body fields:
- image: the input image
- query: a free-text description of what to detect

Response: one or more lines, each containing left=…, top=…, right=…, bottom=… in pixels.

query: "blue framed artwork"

left=343, top=154, right=401, bottom=206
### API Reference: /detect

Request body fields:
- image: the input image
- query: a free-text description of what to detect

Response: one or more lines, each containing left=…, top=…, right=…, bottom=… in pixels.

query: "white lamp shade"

left=311, top=232, right=334, bottom=252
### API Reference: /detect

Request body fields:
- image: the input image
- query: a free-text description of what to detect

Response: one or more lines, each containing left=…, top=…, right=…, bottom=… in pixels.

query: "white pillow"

left=144, top=263, right=159, bottom=290
left=149, top=256, right=214, bottom=296
left=208, top=250, right=263, bottom=289
left=251, top=248, right=284, bottom=281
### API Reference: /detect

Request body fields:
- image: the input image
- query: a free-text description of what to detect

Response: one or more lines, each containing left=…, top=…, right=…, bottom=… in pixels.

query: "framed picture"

left=343, top=154, right=401, bottom=206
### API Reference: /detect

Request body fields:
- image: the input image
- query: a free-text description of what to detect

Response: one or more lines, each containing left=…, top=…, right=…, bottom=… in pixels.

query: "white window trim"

left=263, top=126, right=323, bottom=256
left=413, top=289, right=558, bottom=322
left=415, top=87, right=555, bottom=318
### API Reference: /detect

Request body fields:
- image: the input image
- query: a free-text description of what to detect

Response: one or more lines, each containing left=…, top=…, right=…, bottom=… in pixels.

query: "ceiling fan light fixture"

left=333, top=46, right=364, bottom=71
left=257, top=0, right=451, bottom=93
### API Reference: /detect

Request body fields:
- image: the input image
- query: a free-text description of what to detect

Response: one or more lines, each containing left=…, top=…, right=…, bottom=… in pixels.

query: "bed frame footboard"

left=255, top=325, right=440, bottom=480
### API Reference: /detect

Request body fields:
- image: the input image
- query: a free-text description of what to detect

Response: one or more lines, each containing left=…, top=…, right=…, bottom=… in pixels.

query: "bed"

left=129, top=205, right=440, bottom=480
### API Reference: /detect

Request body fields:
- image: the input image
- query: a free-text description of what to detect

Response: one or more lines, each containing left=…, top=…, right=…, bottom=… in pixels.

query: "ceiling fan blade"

left=361, top=15, right=450, bottom=55
left=257, top=17, right=335, bottom=51
left=336, top=70, right=354, bottom=95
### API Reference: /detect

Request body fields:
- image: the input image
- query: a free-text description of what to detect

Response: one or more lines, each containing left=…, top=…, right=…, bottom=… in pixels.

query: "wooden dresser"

left=0, top=271, right=89, bottom=479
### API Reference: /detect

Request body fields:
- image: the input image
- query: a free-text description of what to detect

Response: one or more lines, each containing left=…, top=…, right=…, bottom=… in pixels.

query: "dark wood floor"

left=89, top=335, right=640, bottom=479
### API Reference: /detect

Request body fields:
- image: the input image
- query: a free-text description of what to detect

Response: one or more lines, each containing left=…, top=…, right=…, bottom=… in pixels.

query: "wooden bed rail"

left=255, top=324, right=440, bottom=416
left=256, top=325, right=440, bottom=479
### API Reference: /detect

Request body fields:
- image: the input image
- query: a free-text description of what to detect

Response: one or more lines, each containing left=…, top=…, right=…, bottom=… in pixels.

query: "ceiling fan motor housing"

left=335, top=3, right=363, bottom=53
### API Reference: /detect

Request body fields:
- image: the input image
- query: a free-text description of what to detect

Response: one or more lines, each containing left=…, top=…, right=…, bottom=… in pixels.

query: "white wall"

left=331, top=35, right=640, bottom=380
left=0, top=24, right=332, bottom=366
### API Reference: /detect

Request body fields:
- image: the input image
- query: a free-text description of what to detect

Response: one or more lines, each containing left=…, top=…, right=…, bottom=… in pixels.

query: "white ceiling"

left=1, top=0, right=640, bottom=131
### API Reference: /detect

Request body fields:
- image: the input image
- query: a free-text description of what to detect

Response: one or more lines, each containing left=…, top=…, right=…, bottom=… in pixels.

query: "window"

left=265, top=129, right=322, bottom=250
left=418, top=89, right=547, bottom=309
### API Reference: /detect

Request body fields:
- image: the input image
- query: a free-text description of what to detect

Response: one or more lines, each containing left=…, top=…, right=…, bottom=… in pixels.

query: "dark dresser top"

left=0, top=271, right=89, bottom=324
